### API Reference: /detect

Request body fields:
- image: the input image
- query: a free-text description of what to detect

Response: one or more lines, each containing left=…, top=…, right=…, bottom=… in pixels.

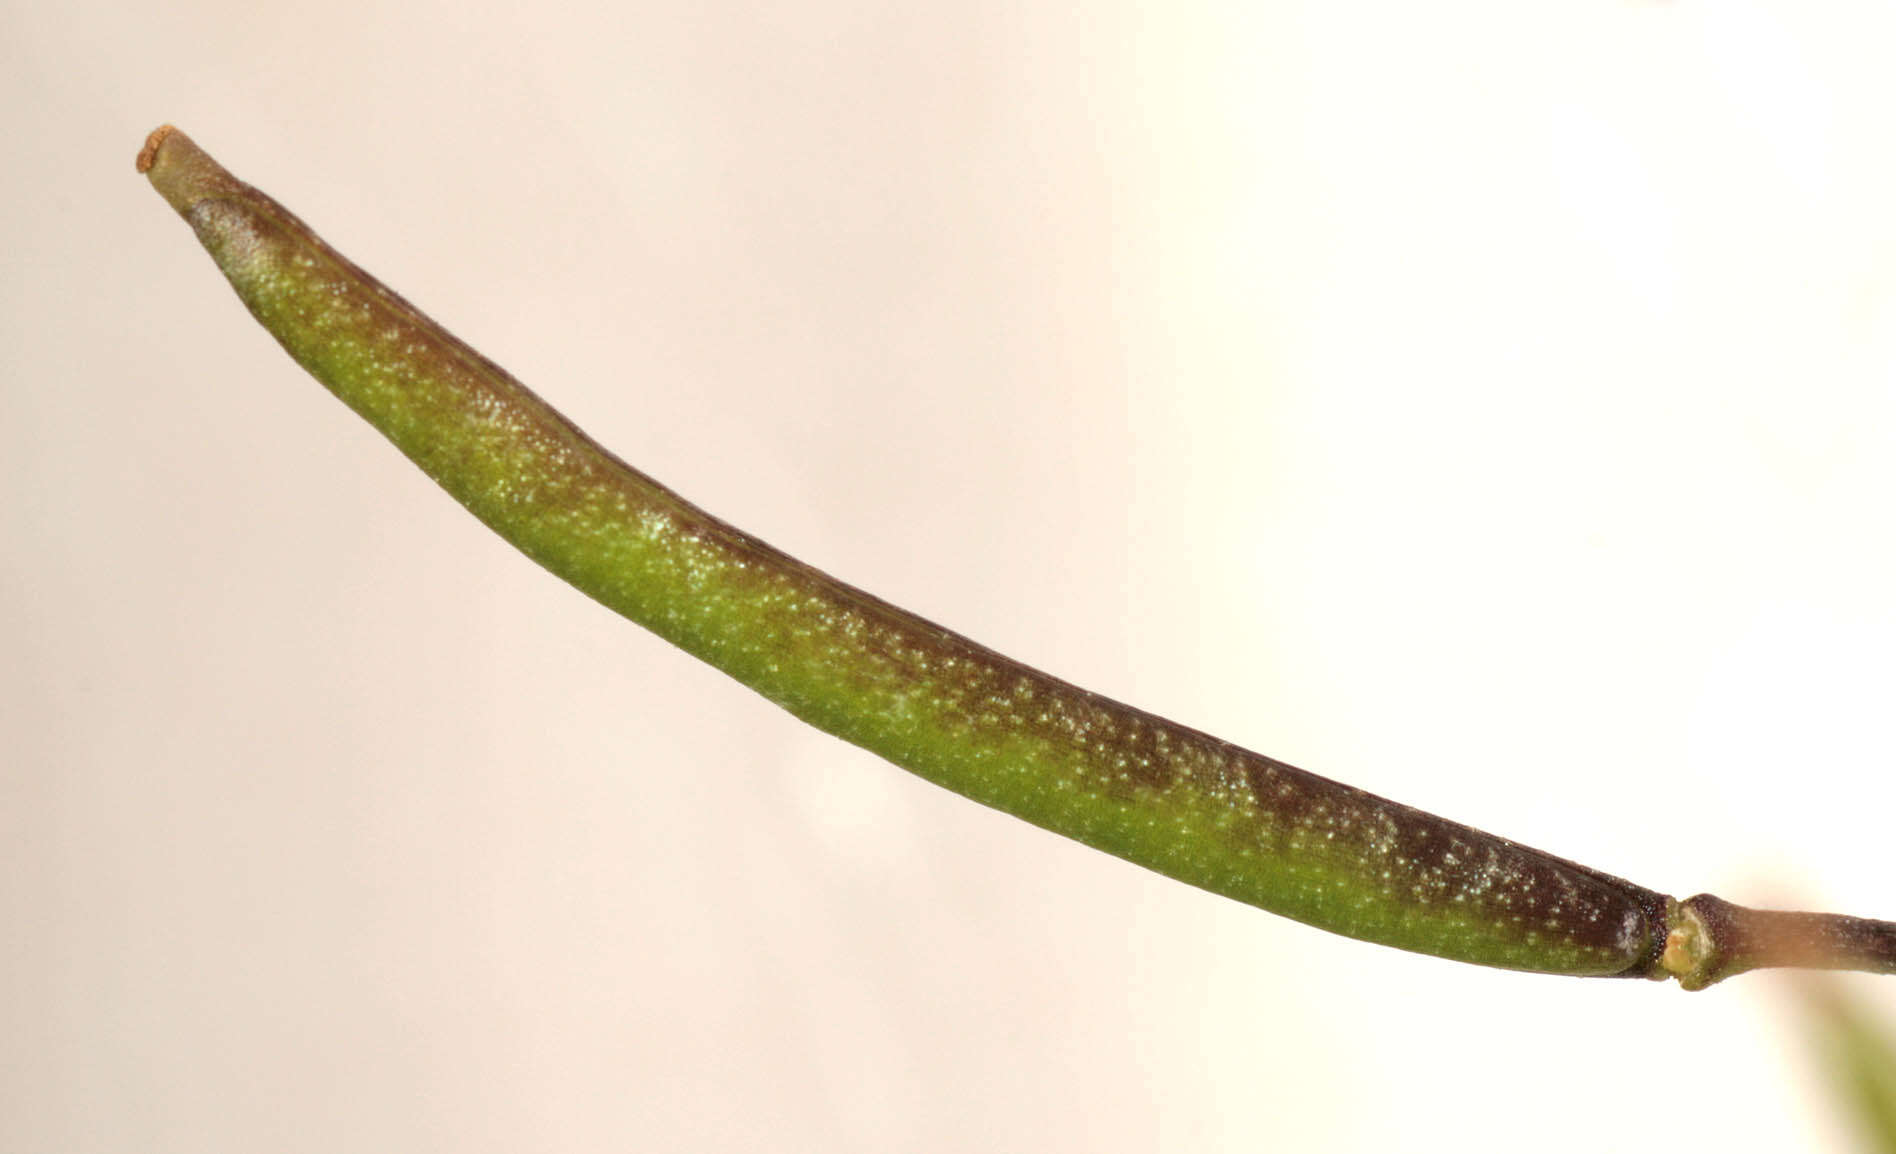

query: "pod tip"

left=137, top=125, right=247, bottom=217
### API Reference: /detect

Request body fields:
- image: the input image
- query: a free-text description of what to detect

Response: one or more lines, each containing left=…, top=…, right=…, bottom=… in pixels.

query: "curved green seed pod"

left=137, top=125, right=1893, bottom=987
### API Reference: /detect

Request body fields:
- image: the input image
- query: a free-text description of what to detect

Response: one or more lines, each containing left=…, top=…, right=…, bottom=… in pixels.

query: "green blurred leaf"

left=1804, top=981, right=1896, bottom=1153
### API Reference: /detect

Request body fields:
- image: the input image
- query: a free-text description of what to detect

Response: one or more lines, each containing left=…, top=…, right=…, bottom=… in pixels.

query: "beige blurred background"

left=9, top=1, right=1896, bottom=1151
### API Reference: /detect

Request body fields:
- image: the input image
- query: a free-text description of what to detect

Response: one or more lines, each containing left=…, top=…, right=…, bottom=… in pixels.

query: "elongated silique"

left=139, top=125, right=1896, bottom=989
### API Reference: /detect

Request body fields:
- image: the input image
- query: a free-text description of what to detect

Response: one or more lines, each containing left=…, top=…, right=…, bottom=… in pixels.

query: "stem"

left=1663, top=895, right=1896, bottom=991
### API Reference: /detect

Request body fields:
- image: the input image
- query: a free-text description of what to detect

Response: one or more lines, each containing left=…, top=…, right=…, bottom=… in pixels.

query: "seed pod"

left=138, top=125, right=1894, bottom=988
